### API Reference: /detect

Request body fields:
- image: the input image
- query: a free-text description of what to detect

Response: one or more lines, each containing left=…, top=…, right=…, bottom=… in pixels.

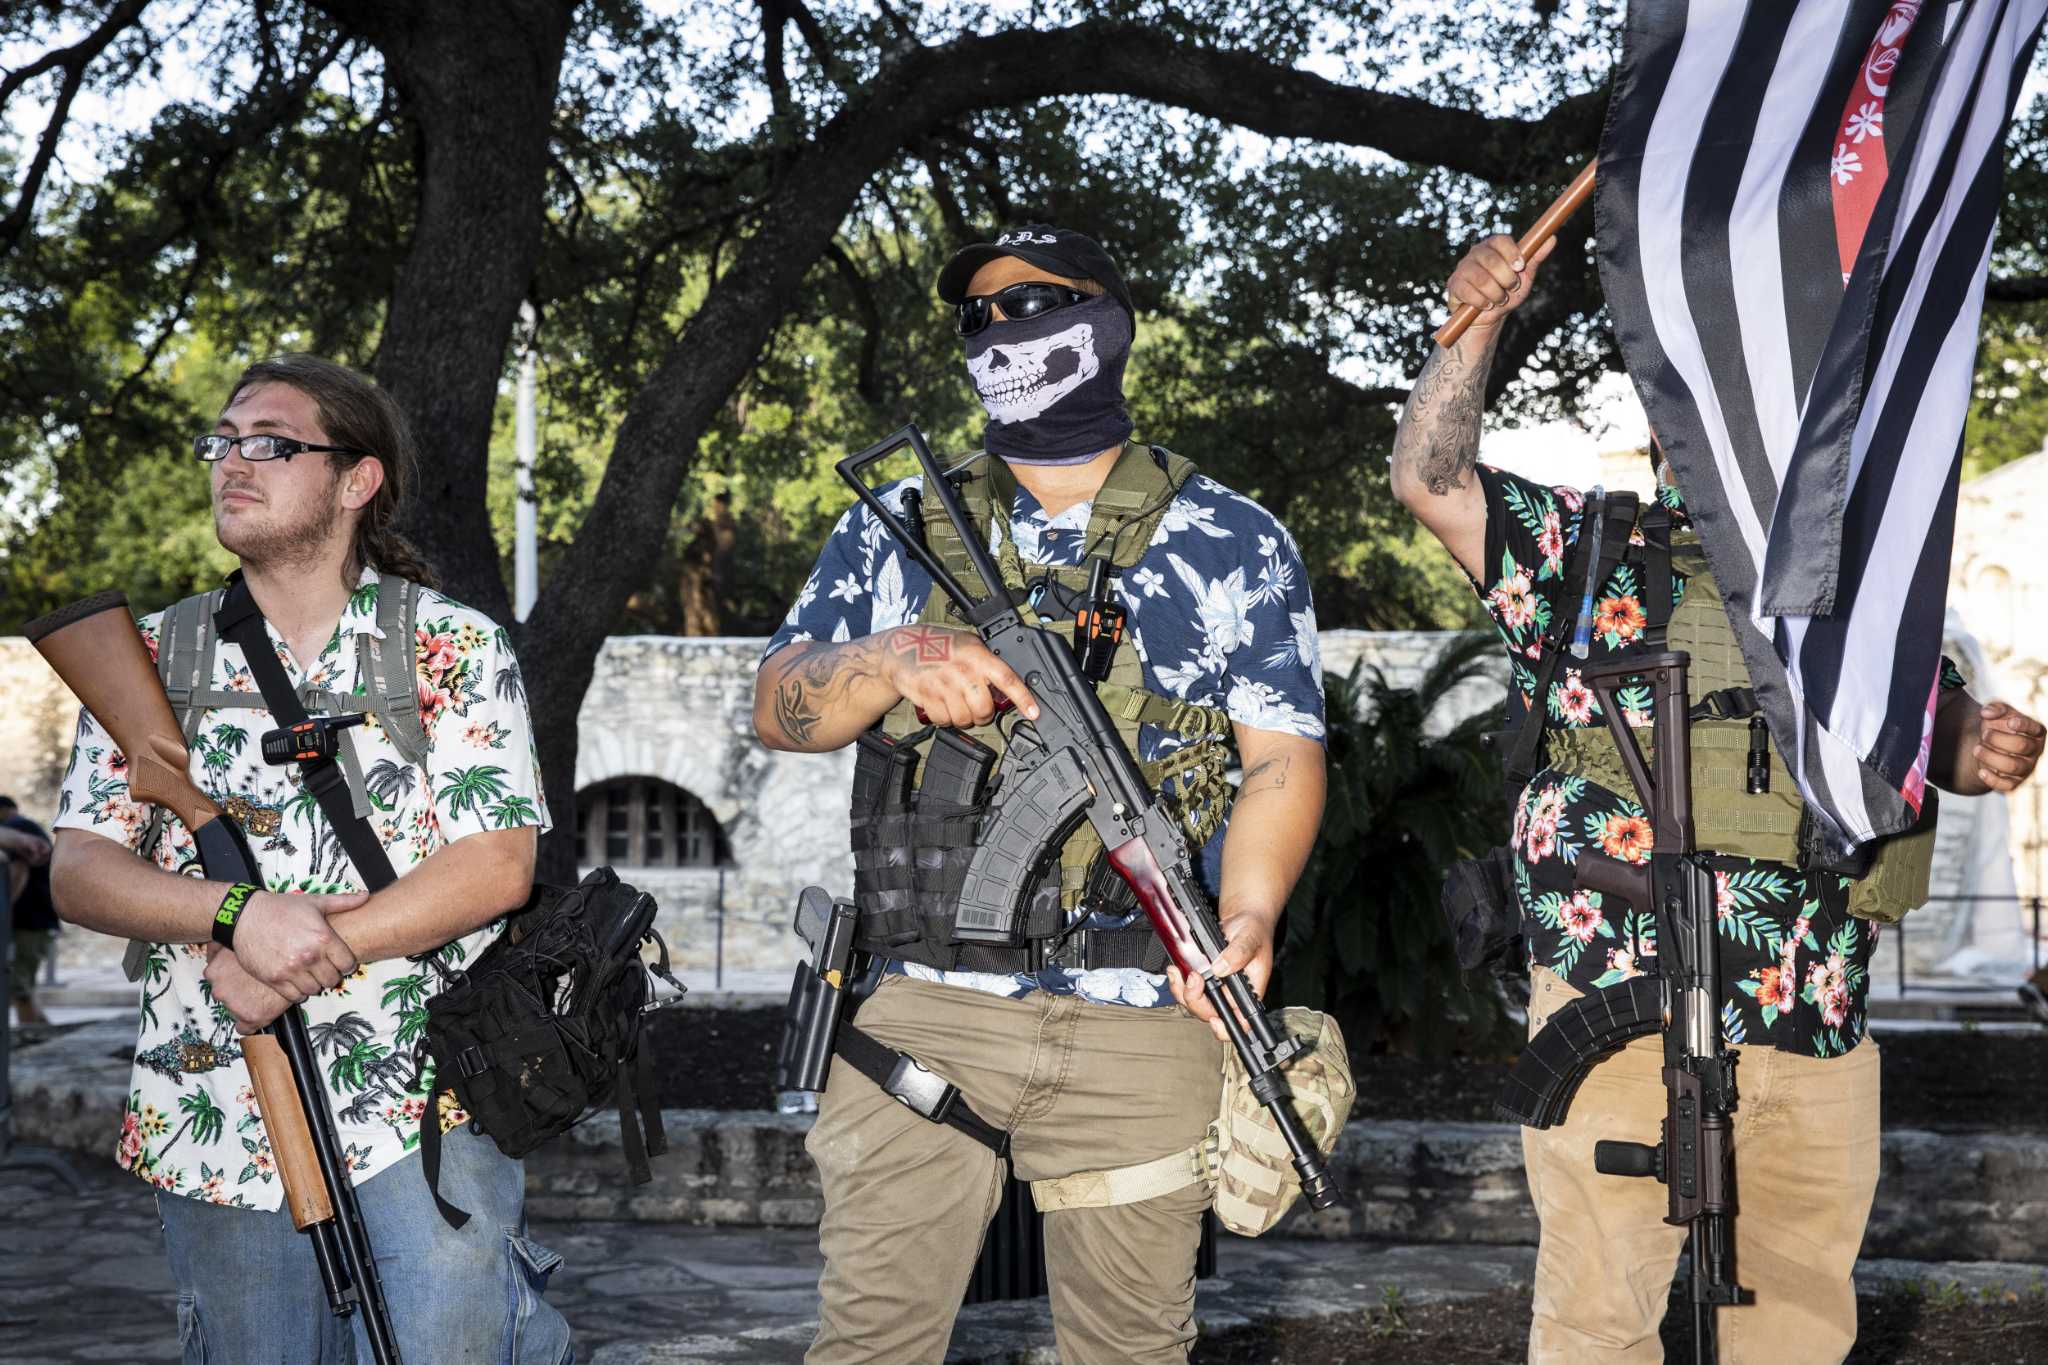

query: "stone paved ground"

left=5, top=1157, right=2044, bottom=1364
left=0, top=1157, right=1541, bottom=1363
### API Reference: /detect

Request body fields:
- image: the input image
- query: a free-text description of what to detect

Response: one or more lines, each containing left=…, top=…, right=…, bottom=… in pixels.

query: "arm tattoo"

left=771, top=639, right=879, bottom=746
left=1392, top=330, right=1497, bottom=497
left=1238, top=754, right=1292, bottom=799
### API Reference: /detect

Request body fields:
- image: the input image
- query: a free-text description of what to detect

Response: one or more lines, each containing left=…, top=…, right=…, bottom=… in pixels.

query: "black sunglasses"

left=955, top=282, right=1090, bottom=337
left=194, top=433, right=370, bottom=463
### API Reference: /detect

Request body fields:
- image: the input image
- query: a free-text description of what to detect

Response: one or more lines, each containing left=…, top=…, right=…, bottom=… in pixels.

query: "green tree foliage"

left=1272, top=634, right=1519, bottom=1058
left=3, top=1, right=2042, bottom=884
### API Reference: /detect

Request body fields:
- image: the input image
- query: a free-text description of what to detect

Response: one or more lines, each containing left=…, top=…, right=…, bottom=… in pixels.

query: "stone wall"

left=516, top=1105, right=2048, bottom=1264
left=569, top=636, right=853, bottom=975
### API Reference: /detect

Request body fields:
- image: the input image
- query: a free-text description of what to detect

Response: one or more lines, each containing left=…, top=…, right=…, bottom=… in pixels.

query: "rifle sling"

left=1503, top=492, right=1641, bottom=794
left=214, top=573, right=400, bottom=895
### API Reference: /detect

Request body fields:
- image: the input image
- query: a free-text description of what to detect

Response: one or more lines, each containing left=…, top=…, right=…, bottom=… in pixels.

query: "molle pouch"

left=1847, top=789, right=1939, bottom=924
left=427, top=979, right=590, bottom=1159
left=850, top=729, right=922, bottom=949
left=1440, top=845, right=1523, bottom=973
left=1209, top=1009, right=1354, bottom=1236
left=919, top=728, right=997, bottom=808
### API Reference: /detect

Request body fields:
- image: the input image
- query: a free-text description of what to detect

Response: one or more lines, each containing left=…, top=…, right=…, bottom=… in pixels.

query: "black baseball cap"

left=936, top=225, right=1135, bottom=318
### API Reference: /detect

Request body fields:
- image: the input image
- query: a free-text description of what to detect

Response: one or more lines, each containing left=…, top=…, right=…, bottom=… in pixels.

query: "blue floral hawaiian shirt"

left=764, top=454, right=1325, bottom=1008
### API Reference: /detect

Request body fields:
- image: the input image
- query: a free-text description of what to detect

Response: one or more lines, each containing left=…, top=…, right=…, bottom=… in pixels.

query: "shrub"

left=1273, top=632, right=1518, bottom=1058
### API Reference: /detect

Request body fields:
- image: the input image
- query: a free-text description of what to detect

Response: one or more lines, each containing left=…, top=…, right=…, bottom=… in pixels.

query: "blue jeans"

left=157, top=1122, right=573, bottom=1364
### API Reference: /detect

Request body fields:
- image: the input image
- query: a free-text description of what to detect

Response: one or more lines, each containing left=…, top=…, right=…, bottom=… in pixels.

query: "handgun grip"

left=1575, top=849, right=1652, bottom=911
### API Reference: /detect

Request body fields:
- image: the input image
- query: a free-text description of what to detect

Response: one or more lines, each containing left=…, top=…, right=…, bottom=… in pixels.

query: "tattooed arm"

left=1172, top=725, right=1327, bottom=1038
left=1390, top=233, right=1556, bottom=579
left=752, top=624, right=1042, bottom=753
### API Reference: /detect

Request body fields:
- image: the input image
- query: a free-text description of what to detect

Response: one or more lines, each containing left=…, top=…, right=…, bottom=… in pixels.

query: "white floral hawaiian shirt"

left=764, top=461, right=1325, bottom=1008
left=54, top=568, right=549, bottom=1208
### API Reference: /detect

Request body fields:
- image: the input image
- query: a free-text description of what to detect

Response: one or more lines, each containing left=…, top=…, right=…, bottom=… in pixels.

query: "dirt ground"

left=641, top=1007, right=2048, bottom=1135
left=1188, top=1282, right=2048, bottom=1364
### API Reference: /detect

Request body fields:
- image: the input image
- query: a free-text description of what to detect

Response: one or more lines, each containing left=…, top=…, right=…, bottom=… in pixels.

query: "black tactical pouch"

left=417, top=867, right=681, bottom=1227
left=1439, top=845, right=1524, bottom=973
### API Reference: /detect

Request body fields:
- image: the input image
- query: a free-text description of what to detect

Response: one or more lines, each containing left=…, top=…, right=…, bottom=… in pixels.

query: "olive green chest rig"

left=1536, top=503, right=1935, bottom=923
left=848, top=442, right=1235, bottom=974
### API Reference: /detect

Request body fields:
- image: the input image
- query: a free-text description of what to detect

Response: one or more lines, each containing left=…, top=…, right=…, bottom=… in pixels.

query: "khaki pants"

left=1522, top=966, right=1882, bottom=1364
left=805, top=973, right=1225, bottom=1365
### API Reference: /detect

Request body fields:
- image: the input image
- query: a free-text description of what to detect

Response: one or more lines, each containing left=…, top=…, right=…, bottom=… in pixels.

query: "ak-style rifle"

left=1495, top=652, right=1745, bottom=1362
left=837, top=425, right=1340, bottom=1213
left=27, top=592, right=402, bottom=1364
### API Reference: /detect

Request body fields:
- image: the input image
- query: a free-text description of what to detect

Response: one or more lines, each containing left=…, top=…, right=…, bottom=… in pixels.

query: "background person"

left=1, top=796, right=56, bottom=1027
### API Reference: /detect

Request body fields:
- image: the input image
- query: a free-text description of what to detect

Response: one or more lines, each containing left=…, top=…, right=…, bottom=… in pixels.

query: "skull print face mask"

left=964, top=293, right=1134, bottom=464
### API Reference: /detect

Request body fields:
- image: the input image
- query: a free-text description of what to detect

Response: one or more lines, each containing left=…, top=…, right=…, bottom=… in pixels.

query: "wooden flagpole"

left=1434, top=161, right=1598, bottom=349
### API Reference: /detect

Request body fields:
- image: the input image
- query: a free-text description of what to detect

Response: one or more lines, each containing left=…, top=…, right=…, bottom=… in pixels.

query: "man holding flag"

left=1394, top=5, right=2048, bottom=1358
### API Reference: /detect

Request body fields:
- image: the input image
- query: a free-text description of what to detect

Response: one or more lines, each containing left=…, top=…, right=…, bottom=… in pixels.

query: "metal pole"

left=1895, top=911, right=1906, bottom=999
left=2034, top=897, right=2042, bottom=975
left=514, top=300, right=539, bottom=623
left=715, top=865, right=726, bottom=992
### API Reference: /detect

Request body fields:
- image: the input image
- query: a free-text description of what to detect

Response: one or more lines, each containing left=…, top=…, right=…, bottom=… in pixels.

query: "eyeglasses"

left=955, top=282, right=1090, bottom=337
left=193, top=434, right=369, bottom=463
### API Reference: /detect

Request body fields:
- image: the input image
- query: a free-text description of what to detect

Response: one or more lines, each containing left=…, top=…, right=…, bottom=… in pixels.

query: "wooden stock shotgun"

left=26, top=590, right=402, bottom=1363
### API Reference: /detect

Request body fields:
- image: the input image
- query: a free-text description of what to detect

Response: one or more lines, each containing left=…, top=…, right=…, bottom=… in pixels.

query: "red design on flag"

left=1832, top=2, right=1924, bottom=282
left=1901, top=670, right=1939, bottom=814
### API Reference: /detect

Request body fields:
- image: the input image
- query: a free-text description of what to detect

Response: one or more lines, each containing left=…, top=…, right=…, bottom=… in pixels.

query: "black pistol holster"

left=775, top=884, right=1010, bottom=1157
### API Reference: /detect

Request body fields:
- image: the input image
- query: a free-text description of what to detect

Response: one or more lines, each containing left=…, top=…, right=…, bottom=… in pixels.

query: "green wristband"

left=212, top=882, right=258, bottom=950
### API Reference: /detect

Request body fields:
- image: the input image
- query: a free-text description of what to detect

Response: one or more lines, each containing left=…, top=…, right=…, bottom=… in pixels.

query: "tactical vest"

left=138, top=576, right=429, bottom=861
left=1538, top=518, right=1935, bottom=923
left=849, top=442, right=1235, bottom=972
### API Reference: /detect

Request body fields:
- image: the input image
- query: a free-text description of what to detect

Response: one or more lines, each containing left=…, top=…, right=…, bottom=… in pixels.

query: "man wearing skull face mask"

left=753, top=226, right=1329, bottom=1363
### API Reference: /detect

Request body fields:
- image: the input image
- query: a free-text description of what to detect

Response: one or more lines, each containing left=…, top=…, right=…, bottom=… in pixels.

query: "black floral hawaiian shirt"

left=1469, top=465, right=1965, bottom=1059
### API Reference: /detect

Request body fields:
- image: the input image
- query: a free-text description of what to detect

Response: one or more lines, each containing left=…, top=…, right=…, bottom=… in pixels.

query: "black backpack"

left=417, top=867, right=682, bottom=1226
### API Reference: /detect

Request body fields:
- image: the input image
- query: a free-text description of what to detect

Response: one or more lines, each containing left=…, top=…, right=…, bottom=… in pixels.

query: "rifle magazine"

left=1497, top=976, right=1663, bottom=1129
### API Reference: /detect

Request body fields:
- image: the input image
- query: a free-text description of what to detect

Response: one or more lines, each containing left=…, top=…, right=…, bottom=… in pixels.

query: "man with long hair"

left=50, top=356, right=571, bottom=1362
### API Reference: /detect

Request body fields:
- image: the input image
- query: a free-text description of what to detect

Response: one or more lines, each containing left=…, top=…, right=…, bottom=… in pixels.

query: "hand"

left=1971, top=701, right=2045, bottom=792
left=227, top=889, right=367, bottom=1002
left=879, top=624, right=1042, bottom=729
left=203, top=945, right=293, bottom=1035
left=0, top=828, right=51, bottom=866
left=1446, top=234, right=1557, bottom=333
left=1166, top=910, right=1277, bottom=1043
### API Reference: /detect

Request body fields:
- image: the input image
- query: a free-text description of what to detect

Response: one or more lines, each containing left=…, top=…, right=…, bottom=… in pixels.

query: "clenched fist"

left=1445, top=233, right=1558, bottom=333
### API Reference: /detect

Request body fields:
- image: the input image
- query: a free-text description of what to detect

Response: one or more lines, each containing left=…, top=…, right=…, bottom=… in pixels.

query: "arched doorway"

left=574, top=776, right=733, bottom=870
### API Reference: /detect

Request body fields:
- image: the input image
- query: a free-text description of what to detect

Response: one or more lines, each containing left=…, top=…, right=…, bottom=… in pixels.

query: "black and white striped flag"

left=1599, top=0, right=2047, bottom=847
